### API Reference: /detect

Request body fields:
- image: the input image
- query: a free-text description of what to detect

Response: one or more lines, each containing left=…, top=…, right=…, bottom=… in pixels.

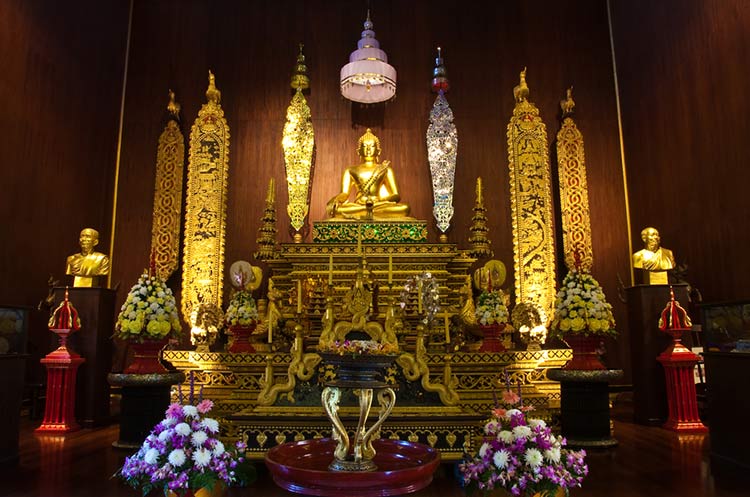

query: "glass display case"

left=700, top=300, right=750, bottom=353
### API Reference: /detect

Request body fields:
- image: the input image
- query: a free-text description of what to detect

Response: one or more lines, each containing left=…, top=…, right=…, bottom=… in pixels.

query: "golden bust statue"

left=65, top=228, right=110, bottom=287
left=326, top=129, right=411, bottom=220
left=632, top=227, right=675, bottom=284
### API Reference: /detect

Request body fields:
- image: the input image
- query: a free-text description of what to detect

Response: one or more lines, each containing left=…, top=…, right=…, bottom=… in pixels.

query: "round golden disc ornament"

left=229, top=260, right=263, bottom=291
left=473, top=259, right=507, bottom=292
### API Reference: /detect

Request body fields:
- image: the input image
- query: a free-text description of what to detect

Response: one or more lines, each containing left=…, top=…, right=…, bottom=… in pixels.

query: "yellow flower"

left=589, top=319, right=602, bottom=331
left=570, top=317, right=585, bottom=331
left=560, top=318, right=571, bottom=331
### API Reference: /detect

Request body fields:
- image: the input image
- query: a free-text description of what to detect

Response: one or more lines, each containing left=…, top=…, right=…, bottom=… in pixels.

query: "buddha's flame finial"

left=290, top=43, right=310, bottom=91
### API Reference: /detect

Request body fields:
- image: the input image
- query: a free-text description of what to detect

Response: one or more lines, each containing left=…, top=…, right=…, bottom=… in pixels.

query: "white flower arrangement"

left=549, top=270, right=616, bottom=338
left=224, top=290, right=259, bottom=327
left=115, top=272, right=181, bottom=342
left=475, top=289, right=510, bottom=326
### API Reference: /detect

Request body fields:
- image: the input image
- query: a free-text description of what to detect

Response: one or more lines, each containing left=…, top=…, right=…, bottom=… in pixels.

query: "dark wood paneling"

left=611, top=0, right=750, bottom=304
left=113, top=0, right=628, bottom=370
left=0, top=1, right=128, bottom=308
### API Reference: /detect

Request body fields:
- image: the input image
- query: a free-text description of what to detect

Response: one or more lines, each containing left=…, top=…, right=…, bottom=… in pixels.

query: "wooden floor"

left=2, top=406, right=747, bottom=497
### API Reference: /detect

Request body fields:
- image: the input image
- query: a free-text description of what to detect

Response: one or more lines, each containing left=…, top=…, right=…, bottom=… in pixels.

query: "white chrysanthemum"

left=544, top=447, right=561, bottom=463
left=192, top=447, right=212, bottom=468
left=143, top=448, right=160, bottom=465
left=528, top=419, right=546, bottom=429
left=484, top=420, right=498, bottom=434
left=478, top=442, right=490, bottom=459
left=191, top=430, right=208, bottom=447
left=493, top=449, right=510, bottom=469
left=512, top=425, right=532, bottom=439
left=497, top=430, right=514, bottom=444
left=524, top=448, right=543, bottom=467
left=182, top=405, right=198, bottom=418
left=504, top=409, right=522, bottom=419
left=175, top=422, right=191, bottom=436
left=168, top=448, right=187, bottom=466
left=158, top=430, right=171, bottom=441
left=162, top=417, right=176, bottom=427
left=201, top=418, right=220, bottom=433
left=213, top=440, right=225, bottom=456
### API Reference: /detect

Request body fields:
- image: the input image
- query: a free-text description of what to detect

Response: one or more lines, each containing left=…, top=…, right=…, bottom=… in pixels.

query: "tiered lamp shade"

left=48, top=288, right=81, bottom=331
left=340, top=12, right=396, bottom=104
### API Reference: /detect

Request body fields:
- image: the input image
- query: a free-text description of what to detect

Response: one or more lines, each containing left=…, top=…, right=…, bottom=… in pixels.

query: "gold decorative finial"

left=167, top=89, right=181, bottom=118
left=560, top=86, right=575, bottom=117
left=468, top=176, right=493, bottom=259
left=206, top=70, right=221, bottom=104
left=291, top=43, right=310, bottom=91
left=254, top=177, right=278, bottom=261
left=513, top=67, right=529, bottom=103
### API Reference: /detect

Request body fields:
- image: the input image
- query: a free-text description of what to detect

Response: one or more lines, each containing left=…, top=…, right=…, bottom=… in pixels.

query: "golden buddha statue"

left=632, top=227, right=675, bottom=285
left=326, top=129, right=412, bottom=220
left=65, top=228, right=110, bottom=287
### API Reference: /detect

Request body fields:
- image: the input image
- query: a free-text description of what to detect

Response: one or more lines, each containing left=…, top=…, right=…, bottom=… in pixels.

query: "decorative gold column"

left=150, top=90, right=184, bottom=280
left=506, top=68, right=556, bottom=324
left=282, top=45, right=315, bottom=243
left=556, top=88, right=593, bottom=272
left=182, top=71, right=230, bottom=334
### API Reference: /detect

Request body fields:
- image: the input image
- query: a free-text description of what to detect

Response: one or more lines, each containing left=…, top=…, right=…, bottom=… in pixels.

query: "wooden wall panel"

left=611, top=0, right=750, bottom=305
left=0, top=1, right=128, bottom=307
left=112, top=0, right=629, bottom=370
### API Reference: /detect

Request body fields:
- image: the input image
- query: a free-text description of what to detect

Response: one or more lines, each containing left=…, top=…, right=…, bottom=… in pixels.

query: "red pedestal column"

left=478, top=324, right=506, bottom=353
left=37, top=342, right=85, bottom=433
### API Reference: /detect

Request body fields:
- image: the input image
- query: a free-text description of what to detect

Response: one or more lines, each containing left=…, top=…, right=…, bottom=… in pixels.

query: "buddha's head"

left=641, top=227, right=661, bottom=251
left=357, top=128, right=381, bottom=161
left=79, top=228, right=100, bottom=254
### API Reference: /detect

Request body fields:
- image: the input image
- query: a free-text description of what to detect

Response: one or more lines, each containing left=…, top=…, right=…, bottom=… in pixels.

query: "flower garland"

left=318, top=339, right=399, bottom=357
left=115, top=272, right=181, bottom=342
left=225, top=290, right=259, bottom=327
left=476, top=289, right=510, bottom=326
left=117, top=399, right=255, bottom=496
left=549, top=270, right=616, bottom=339
left=460, top=376, right=588, bottom=496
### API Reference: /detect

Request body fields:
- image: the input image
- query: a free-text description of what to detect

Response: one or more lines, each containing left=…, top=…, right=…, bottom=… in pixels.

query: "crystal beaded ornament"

left=340, top=11, right=397, bottom=104
left=426, top=48, right=457, bottom=237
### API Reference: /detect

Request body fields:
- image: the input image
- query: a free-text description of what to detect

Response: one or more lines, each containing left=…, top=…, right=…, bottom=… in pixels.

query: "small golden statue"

left=326, top=128, right=412, bottom=220
left=65, top=228, right=110, bottom=287
left=632, top=227, right=676, bottom=285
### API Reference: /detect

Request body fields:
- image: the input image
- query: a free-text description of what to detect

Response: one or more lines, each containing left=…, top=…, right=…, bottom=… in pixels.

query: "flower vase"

left=479, top=323, right=506, bottom=353
left=228, top=324, right=256, bottom=353
left=563, top=334, right=605, bottom=370
left=125, top=338, right=169, bottom=374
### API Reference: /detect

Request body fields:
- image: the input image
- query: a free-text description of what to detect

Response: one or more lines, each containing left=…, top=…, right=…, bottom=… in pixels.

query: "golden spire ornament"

left=282, top=44, right=315, bottom=242
left=150, top=90, right=185, bottom=280
left=468, top=177, right=493, bottom=259
left=254, top=178, right=278, bottom=261
left=507, top=68, right=556, bottom=327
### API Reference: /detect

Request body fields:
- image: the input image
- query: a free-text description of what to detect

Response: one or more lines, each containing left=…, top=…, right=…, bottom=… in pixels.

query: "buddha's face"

left=359, top=139, right=379, bottom=160
left=79, top=229, right=99, bottom=254
left=642, top=228, right=660, bottom=251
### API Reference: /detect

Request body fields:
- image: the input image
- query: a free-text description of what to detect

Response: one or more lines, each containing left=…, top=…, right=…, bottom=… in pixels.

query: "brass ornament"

left=283, top=45, right=315, bottom=236
left=182, top=71, right=230, bottom=327
left=150, top=90, right=185, bottom=280
left=507, top=68, right=556, bottom=325
left=556, top=87, right=593, bottom=272
left=468, top=177, right=493, bottom=259
left=254, top=178, right=278, bottom=261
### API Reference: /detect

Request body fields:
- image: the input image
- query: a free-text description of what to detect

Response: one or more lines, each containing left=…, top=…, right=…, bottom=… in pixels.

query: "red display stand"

left=478, top=323, right=506, bottom=352
left=656, top=289, right=707, bottom=433
left=227, top=325, right=256, bottom=353
left=562, top=335, right=605, bottom=370
left=37, top=291, right=85, bottom=433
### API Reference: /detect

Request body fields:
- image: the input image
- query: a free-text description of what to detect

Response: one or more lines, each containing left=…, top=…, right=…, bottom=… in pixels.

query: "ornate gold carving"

left=556, top=87, right=593, bottom=272
left=396, top=326, right=460, bottom=405
left=507, top=68, right=556, bottom=324
left=182, top=71, right=230, bottom=327
left=151, top=90, right=184, bottom=280
left=468, top=177, right=493, bottom=259
left=283, top=45, right=315, bottom=236
left=257, top=326, right=321, bottom=406
left=254, top=178, right=278, bottom=261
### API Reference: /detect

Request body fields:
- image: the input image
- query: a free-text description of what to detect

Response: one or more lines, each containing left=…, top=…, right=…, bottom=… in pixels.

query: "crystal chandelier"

left=340, top=11, right=396, bottom=104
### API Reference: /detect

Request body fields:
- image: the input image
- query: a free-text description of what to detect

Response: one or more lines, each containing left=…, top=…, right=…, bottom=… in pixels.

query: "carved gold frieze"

left=182, top=71, right=230, bottom=326
left=556, top=88, right=593, bottom=272
left=151, top=90, right=184, bottom=280
left=507, top=68, right=556, bottom=324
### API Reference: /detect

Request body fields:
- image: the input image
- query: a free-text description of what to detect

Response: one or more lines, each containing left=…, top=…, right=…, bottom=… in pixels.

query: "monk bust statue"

left=65, top=228, right=110, bottom=287
left=632, top=226, right=675, bottom=285
left=326, top=128, right=412, bottom=220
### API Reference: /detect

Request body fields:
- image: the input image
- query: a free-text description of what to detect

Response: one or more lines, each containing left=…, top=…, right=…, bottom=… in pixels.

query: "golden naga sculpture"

left=65, top=228, right=110, bottom=287
left=326, top=129, right=412, bottom=220
left=632, top=227, right=675, bottom=285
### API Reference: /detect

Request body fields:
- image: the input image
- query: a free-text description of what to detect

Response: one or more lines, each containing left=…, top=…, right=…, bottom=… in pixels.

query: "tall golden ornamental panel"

left=556, top=88, right=593, bottom=272
left=506, top=69, right=556, bottom=322
left=282, top=45, right=315, bottom=240
left=182, top=72, right=230, bottom=325
left=150, top=90, right=185, bottom=280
